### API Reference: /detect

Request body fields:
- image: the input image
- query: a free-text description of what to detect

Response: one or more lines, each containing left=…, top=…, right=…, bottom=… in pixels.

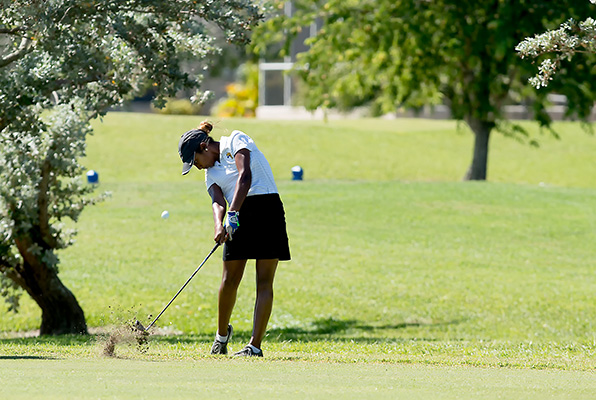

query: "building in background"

left=256, top=2, right=323, bottom=119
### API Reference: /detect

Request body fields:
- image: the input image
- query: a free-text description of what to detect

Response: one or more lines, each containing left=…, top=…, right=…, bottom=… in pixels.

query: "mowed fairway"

left=1, top=358, right=596, bottom=400
left=1, top=113, right=595, bottom=398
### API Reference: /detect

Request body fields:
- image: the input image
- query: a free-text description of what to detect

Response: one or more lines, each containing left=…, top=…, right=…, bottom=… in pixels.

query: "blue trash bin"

left=86, top=170, right=99, bottom=184
left=291, top=166, right=303, bottom=181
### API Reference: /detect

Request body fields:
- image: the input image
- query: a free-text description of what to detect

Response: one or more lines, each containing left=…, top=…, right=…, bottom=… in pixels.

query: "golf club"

left=134, top=241, right=221, bottom=334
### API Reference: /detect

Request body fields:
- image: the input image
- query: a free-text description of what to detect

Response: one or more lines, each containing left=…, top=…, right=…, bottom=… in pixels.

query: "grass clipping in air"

left=102, top=322, right=149, bottom=357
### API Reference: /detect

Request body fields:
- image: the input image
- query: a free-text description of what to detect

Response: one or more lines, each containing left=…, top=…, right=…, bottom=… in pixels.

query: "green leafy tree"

left=517, top=0, right=596, bottom=88
left=254, top=0, right=595, bottom=180
left=0, top=0, right=261, bottom=335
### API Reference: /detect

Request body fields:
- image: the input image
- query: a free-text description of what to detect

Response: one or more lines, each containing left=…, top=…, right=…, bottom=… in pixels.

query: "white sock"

left=248, top=344, right=261, bottom=353
left=216, top=332, right=228, bottom=343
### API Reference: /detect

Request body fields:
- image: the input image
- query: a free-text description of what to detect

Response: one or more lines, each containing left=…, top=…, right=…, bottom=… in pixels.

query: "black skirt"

left=223, top=194, right=291, bottom=261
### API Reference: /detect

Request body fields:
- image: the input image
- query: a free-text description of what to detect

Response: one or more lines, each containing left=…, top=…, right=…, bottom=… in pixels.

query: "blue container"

left=291, top=166, right=303, bottom=181
left=86, top=170, right=99, bottom=184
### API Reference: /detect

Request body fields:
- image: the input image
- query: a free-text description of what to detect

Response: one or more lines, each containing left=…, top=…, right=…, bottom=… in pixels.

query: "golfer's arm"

left=208, top=184, right=226, bottom=229
left=229, top=149, right=251, bottom=212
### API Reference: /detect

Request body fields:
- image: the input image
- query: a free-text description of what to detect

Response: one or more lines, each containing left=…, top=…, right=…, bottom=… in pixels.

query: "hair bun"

left=198, top=120, right=213, bottom=134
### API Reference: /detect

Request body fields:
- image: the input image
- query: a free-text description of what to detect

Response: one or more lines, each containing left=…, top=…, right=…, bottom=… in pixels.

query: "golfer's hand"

left=224, top=211, right=240, bottom=241
left=214, top=225, right=227, bottom=244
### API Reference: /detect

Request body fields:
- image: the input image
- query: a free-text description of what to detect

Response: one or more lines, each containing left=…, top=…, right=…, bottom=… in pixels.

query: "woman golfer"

left=178, top=121, right=290, bottom=357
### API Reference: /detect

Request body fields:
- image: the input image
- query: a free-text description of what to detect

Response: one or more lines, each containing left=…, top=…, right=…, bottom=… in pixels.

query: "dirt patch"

left=100, top=323, right=149, bottom=357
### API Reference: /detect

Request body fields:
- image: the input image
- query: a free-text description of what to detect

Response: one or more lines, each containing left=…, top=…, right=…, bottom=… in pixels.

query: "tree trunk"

left=36, top=273, right=88, bottom=335
left=13, top=239, right=87, bottom=335
left=464, top=117, right=494, bottom=181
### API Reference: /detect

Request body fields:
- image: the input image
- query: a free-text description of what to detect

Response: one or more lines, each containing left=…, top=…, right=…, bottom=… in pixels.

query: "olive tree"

left=0, top=0, right=261, bottom=335
left=254, top=0, right=595, bottom=180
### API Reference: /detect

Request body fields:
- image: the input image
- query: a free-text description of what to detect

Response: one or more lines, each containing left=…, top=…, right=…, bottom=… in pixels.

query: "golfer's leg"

left=218, top=259, right=247, bottom=336
left=250, top=258, right=278, bottom=349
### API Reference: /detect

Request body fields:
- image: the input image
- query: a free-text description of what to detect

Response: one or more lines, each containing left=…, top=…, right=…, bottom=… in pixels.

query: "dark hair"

left=197, top=120, right=213, bottom=145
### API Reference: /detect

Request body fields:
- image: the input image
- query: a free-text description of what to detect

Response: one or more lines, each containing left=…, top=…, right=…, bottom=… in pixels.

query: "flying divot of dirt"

left=102, top=323, right=149, bottom=357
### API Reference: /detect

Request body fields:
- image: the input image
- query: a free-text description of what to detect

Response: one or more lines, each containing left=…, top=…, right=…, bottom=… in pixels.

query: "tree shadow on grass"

left=0, top=333, right=104, bottom=359
left=150, top=317, right=465, bottom=346
left=0, top=318, right=465, bottom=348
left=265, top=317, right=465, bottom=344
left=0, top=334, right=93, bottom=346
left=0, top=355, right=55, bottom=360
left=0, top=335, right=72, bottom=359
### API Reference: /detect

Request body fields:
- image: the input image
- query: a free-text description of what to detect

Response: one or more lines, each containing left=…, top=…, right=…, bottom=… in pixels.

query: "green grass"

left=82, top=114, right=596, bottom=187
left=1, top=113, right=596, bottom=397
left=2, top=356, right=596, bottom=400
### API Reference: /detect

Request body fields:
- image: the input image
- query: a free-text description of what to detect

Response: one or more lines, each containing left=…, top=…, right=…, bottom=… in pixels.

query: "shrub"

left=215, top=63, right=258, bottom=118
left=152, top=98, right=203, bottom=115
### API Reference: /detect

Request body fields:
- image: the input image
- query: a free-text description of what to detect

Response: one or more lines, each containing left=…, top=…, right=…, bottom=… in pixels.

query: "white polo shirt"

left=205, top=130, right=278, bottom=205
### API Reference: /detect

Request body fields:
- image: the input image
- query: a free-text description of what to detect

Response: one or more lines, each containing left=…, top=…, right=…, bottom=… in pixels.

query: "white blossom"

left=517, top=2, right=596, bottom=88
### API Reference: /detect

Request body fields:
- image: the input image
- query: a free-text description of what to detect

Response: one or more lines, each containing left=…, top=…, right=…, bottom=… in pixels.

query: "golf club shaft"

left=145, top=242, right=220, bottom=331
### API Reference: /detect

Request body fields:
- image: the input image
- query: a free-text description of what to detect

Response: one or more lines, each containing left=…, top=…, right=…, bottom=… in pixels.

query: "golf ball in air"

left=161, top=210, right=169, bottom=219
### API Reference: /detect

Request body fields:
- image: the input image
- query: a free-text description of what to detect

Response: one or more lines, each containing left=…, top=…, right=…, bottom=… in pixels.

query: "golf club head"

left=132, top=320, right=150, bottom=348
left=133, top=320, right=147, bottom=333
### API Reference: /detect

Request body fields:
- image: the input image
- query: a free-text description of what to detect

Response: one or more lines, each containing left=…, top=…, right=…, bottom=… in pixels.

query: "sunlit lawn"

left=1, top=113, right=595, bottom=398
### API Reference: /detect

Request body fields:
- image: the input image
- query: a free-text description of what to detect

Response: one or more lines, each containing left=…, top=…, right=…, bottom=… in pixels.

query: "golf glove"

left=224, top=211, right=240, bottom=240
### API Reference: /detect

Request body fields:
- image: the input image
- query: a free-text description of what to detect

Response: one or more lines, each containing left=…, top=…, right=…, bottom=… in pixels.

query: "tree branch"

left=0, top=258, right=26, bottom=291
left=0, top=27, right=25, bottom=35
left=37, top=159, right=58, bottom=250
left=12, top=238, right=46, bottom=298
left=57, top=6, right=75, bottom=25
left=13, top=74, right=103, bottom=108
left=0, top=37, right=33, bottom=68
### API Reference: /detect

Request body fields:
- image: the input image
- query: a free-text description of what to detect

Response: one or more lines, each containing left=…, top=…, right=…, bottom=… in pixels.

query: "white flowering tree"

left=517, top=0, right=596, bottom=88
left=0, top=0, right=261, bottom=335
